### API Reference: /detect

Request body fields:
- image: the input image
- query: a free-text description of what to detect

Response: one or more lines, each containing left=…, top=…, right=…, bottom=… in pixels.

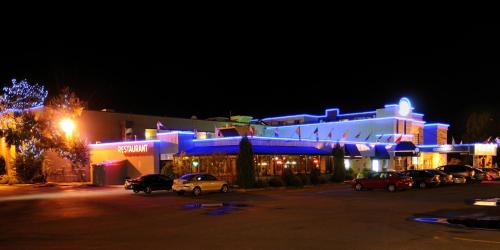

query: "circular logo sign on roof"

left=398, top=97, right=412, bottom=116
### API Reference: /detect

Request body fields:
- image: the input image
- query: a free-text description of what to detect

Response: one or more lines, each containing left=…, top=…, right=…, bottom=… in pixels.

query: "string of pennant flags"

left=271, top=126, right=406, bottom=143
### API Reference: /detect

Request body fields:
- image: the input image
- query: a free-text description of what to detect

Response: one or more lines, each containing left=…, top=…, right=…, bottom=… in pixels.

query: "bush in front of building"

left=0, top=156, right=6, bottom=176
left=319, top=175, right=330, bottom=184
left=255, top=178, right=269, bottom=188
left=297, top=173, right=311, bottom=185
left=13, top=153, right=45, bottom=183
left=331, top=143, right=346, bottom=182
left=345, top=168, right=355, bottom=180
left=236, top=136, right=256, bottom=188
left=268, top=176, right=285, bottom=187
left=310, top=167, right=321, bottom=184
left=283, top=168, right=304, bottom=187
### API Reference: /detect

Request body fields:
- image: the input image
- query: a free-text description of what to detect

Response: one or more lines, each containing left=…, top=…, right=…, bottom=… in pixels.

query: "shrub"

left=14, top=153, right=44, bottom=183
left=236, top=136, right=255, bottom=188
left=283, top=169, right=303, bottom=187
left=0, top=156, right=6, bottom=175
left=331, top=143, right=346, bottom=182
left=310, top=167, right=321, bottom=185
left=269, top=177, right=285, bottom=187
left=255, top=179, right=269, bottom=188
left=297, top=173, right=311, bottom=185
left=319, top=175, right=329, bottom=184
left=0, top=175, right=8, bottom=184
left=345, top=168, right=355, bottom=180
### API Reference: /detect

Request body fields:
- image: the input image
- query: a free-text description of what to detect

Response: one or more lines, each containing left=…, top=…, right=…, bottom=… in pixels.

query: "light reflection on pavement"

left=0, top=187, right=128, bottom=202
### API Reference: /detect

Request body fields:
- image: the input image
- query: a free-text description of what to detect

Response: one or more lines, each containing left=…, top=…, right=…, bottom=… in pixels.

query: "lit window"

left=372, top=160, right=380, bottom=172
left=344, top=159, right=350, bottom=169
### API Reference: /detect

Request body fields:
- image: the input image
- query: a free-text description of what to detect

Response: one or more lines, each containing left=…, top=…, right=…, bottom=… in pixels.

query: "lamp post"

left=59, top=118, right=75, bottom=139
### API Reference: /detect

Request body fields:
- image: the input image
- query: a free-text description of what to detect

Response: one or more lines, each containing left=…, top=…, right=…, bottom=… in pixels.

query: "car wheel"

left=176, top=191, right=185, bottom=196
left=144, top=186, right=152, bottom=194
left=419, top=182, right=427, bottom=189
left=221, top=184, right=229, bottom=193
left=387, top=184, right=396, bottom=192
left=133, top=189, right=140, bottom=193
left=354, top=183, right=363, bottom=191
left=193, top=187, right=201, bottom=196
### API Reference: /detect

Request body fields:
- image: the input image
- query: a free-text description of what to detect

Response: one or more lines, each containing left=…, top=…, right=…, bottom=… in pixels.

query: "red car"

left=352, top=171, right=413, bottom=192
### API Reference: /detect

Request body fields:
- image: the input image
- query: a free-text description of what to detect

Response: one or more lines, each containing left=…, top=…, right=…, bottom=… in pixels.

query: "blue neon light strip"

left=89, top=140, right=161, bottom=147
left=423, top=123, right=450, bottom=127
left=262, top=109, right=339, bottom=121
left=265, top=116, right=426, bottom=129
left=157, top=131, right=196, bottom=135
left=337, top=111, right=376, bottom=117
left=375, top=134, right=414, bottom=137
left=193, top=136, right=395, bottom=145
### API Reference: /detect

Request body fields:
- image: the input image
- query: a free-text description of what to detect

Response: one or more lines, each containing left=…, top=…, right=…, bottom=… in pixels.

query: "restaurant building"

left=2, top=97, right=496, bottom=184
left=85, top=97, right=497, bottom=185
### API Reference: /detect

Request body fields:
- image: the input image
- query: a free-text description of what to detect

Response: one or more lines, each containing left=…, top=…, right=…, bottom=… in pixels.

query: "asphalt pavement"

left=0, top=182, right=499, bottom=250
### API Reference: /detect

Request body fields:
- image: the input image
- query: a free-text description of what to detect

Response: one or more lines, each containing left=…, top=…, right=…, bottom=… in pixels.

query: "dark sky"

left=1, top=21, right=498, bottom=139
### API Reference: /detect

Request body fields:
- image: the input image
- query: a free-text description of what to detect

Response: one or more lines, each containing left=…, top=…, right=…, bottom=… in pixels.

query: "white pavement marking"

left=452, top=237, right=500, bottom=244
left=0, top=188, right=128, bottom=202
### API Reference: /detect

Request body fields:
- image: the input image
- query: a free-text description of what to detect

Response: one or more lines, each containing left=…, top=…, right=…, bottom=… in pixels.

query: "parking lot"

left=0, top=182, right=499, bottom=250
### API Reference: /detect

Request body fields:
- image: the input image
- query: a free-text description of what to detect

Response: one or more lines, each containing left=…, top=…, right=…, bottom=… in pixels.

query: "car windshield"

left=179, top=174, right=198, bottom=181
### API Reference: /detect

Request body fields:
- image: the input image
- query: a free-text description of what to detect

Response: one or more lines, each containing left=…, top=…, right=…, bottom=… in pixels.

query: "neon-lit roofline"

left=193, top=136, right=395, bottom=145
left=157, top=131, right=196, bottom=135
left=418, top=143, right=478, bottom=148
left=424, top=123, right=450, bottom=127
left=337, top=111, right=376, bottom=117
left=413, top=112, right=424, bottom=116
left=89, top=140, right=161, bottom=147
left=261, top=108, right=340, bottom=121
left=375, top=134, right=414, bottom=137
left=265, top=116, right=426, bottom=129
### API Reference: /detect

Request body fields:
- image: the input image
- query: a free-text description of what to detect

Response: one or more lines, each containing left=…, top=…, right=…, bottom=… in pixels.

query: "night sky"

left=1, top=22, right=498, bottom=139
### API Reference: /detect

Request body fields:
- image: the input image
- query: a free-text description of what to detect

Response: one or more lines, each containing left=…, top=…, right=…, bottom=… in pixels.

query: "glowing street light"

left=60, top=118, right=75, bottom=138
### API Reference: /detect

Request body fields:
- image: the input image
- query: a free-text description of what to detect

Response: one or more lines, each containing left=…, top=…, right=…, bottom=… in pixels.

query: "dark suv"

left=437, top=165, right=476, bottom=182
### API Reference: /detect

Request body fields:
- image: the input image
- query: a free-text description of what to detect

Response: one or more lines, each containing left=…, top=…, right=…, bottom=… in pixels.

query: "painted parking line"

left=452, top=237, right=500, bottom=244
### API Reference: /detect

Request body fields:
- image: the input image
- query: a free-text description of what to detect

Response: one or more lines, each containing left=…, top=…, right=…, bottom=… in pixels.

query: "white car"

left=172, top=173, right=229, bottom=196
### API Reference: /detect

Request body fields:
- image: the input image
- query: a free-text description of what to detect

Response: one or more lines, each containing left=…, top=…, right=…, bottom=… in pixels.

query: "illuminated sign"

left=117, top=144, right=150, bottom=155
left=398, top=97, right=412, bottom=116
left=474, top=144, right=497, bottom=156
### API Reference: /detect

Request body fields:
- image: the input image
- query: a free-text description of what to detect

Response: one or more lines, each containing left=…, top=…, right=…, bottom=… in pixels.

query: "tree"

left=2, top=112, right=47, bottom=182
left=236, top=136, right=255, bottom=188
left=463, top=112, right=498, bottom=143
left=331, top=143, right=346, bottom=182
left=44, top=87, right=89, bottom=181
left=0, top=79, right=47, bottom=110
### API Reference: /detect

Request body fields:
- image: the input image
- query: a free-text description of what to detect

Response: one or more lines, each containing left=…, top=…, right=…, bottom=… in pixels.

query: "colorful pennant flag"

left=354, top=131, right=361, bottom=139
left=386, top=135, right=392, bottom=142
left=295, top=126, right=301, bottom=140
left=327, top=129, right=333, bottom=139
left=342, top=130, right=349, bottom=140
left=395, top=135, right=403, bottom=143
left=364, top=131, right=372, bottom=141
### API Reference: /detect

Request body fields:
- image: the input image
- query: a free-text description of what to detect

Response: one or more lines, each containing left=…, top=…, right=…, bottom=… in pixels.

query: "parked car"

left=352, top=171, right=413, bottom=192
left=172, top=173, right=229, bottom=196
left=425, top=169, right=454, bottom=185
left=472, top=168, right=487, bottom=181
left=437, top=165, right=476, bottom=182
left=402, top=170, right=440, bottom=188
left=479, top=168, right=500, bottom=180
left=124, top=174, right=173, bottom=194
left=452, top=176, right=467, bottom=184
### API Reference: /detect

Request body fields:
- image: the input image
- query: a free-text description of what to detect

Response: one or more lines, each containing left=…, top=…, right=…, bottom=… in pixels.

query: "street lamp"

left=59, top=118, right=75, bottom=138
